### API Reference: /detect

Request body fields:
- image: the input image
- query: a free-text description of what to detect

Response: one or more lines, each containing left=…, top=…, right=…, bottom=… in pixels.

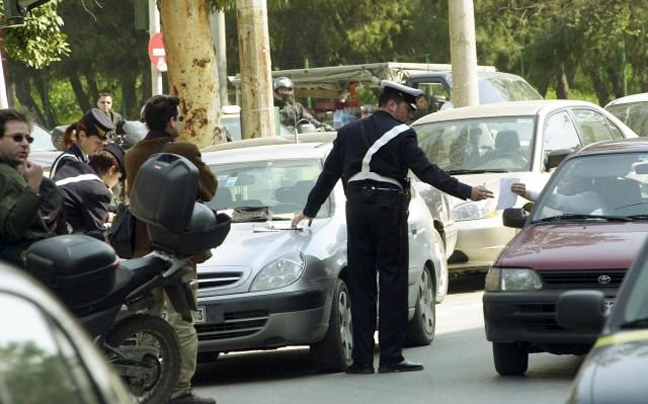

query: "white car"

left=195, top=139, right=448, bottom=372
left=605, top=92, right=648, bottom=137
left=412, top=100, right=638, bottom=274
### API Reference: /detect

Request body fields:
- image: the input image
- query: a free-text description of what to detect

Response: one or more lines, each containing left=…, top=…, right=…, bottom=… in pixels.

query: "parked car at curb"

left=412, top=100, right=638, bottom=275
left=195, top=138, right=448, bottom=372
left=557, top=236, right=648, bottom=404
left=0, top=261, right=130, bottom=403
left=605, top=92, right=648, bottom=137
left=483, top=137, right=648, bottom=376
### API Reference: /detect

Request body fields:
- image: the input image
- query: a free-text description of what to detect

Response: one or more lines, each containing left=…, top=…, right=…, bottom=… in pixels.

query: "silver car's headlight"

left=453, top=199, right=496, bottom=222
left=485, top=267, right=543, bottom=291
left=250, top=251, right=306, bottom=292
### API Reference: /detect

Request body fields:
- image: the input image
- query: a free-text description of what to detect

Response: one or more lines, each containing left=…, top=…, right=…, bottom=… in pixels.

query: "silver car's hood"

left=203, top=220, right=326, bottom=268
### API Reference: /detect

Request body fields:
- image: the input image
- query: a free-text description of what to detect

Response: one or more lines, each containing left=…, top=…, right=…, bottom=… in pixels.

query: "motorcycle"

left=25, top=153, right=231, bottom=404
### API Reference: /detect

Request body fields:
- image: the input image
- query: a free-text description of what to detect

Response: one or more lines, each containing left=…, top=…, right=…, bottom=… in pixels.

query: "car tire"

left=310, top=278, right=353, bottom=373
left=492, top=342, right=529, bottom=376
left=404, top=265, right=437, bottom=347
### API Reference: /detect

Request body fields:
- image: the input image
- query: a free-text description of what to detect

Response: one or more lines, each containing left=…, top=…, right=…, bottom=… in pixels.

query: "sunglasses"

left=7, top=133, right=34, bottom=144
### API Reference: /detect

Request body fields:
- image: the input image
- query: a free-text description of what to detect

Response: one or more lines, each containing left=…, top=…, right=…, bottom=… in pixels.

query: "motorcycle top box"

left=130, top=153, right=231, bottom=256
left=25, top=235, right=118, bottom=309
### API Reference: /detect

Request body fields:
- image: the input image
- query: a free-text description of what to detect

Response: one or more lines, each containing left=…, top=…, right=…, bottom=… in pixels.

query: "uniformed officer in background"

left=291, top=80, right=493, bottom=375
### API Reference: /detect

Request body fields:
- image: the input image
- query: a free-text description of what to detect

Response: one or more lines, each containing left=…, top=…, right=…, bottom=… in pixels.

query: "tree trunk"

left=158, top=0, right=224, bottom=147
left=15, top=79, right=46, bottom=125
left=606, top=67, right=623, bottom=99
left=236, top=0, right=275, bottom=138
left=555, top=68, right=570, bottom=99
left=68, top=74, right=91, bottom=113
left=590, top=69, right=610, bottom=106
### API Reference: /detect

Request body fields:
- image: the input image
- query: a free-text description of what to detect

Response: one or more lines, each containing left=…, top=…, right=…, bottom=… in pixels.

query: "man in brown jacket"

left=125, top=94, right=217, bottom=404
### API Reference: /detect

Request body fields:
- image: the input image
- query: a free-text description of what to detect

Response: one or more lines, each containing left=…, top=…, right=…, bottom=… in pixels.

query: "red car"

left=483, top=137, right=648, bottom=376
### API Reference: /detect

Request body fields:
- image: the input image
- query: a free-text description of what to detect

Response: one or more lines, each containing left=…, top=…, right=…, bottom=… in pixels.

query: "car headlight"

left=485, top=267, right=543, bottom=291
left=453, top=199, right=496, bottom=222
left=250, top=251, right=306, bottom=292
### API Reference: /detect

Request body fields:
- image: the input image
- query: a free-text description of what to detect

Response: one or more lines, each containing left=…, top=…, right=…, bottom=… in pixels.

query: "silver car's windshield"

left=414, top=116, right=535, bottom=173
left=606, top=103, right=648, bottom=137
left=531, top=152, right=648, bottom=222
left=207, top=160, right=331, bottom=219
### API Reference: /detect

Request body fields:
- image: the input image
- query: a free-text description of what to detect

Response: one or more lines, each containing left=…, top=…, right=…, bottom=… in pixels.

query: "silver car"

left=0, top=262, right=131, bottom=403
left=412, top=100, right=638, bottom=274
left=196, top=139, right=448, bottom=372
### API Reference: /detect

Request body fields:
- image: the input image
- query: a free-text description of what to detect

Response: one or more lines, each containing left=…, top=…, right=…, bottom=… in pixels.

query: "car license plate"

left=604, top=299, right=615, bottom=315
left=194, top=306, right=206, bottom=324
left=193, top=305, right=224, bottom=324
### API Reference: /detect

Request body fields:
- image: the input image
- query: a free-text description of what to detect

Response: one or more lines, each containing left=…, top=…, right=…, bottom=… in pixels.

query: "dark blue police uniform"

left=302, top=97, right=473, bottom=371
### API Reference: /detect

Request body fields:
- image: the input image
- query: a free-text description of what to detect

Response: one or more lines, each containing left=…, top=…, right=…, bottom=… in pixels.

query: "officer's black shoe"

left=345, top=363, right=375, bottom=374
left=378, top=359, right=424, bottom=374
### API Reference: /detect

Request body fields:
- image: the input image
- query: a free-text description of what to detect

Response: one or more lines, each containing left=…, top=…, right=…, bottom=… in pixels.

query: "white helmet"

left=273, top=76, right=294, bottom=102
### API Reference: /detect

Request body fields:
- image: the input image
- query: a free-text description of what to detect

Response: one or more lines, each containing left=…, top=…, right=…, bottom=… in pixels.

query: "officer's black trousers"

left=346, top=185, right=409, bottom=367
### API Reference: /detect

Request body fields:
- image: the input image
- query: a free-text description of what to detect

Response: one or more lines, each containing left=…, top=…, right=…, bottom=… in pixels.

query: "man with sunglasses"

left=50, top=108, right=114, bottom=178
left=0, top=108, right=55, bottom=267
left=125, top=94, right=217, bottom=404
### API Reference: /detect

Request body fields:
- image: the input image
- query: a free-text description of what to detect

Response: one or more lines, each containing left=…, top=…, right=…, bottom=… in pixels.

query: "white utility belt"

left=347, top=171, right=403, bottom=190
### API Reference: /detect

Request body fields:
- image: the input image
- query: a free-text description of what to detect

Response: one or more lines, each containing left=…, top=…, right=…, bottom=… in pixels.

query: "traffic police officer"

left=292, top=80, right=493, bottom=374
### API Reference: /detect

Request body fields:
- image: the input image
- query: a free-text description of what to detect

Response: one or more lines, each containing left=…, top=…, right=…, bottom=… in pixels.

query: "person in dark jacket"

left=97, top=92, right=126, bottom=143
left=292, top=81, right=493, bottom=375
left=125, top=94, right=217, bottom=404
left=0, top=108, right=52, bottom=267
left=51, top=143, right=126, bottom=239
left=49, top=108, right=114, bottom=177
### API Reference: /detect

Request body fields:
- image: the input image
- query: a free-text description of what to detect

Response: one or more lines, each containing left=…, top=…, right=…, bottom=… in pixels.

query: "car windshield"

left=620, top=250, right=648, bottom=328
left=478, top=77, right=543, bottom=103
left=606, top=102, right=648, bottom=137
left=531, top=152, right=648, bottom=222
left=31, top=124, right=55, bottom=152
left=207, top=159, right=331, bottom=219
left=414, top=116, right=535, bottom=172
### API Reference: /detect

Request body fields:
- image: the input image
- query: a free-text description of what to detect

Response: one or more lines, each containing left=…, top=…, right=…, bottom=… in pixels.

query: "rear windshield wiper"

left=532, top=214, right=633, bottom=223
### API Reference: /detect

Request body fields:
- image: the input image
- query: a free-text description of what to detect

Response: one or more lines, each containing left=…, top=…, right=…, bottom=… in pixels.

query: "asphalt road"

left=191, top=274, right=583, bottom=404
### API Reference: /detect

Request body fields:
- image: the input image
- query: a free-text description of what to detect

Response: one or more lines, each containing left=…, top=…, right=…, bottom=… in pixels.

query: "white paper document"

left=496, top=177, right=520, bottom=210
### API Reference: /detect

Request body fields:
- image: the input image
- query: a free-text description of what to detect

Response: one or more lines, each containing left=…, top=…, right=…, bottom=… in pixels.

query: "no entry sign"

left=148, top=32, right=167, bottom=72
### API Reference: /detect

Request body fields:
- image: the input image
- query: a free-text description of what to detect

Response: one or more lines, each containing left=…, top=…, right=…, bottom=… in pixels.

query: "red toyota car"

left=483, top=137, right=648, bottom=376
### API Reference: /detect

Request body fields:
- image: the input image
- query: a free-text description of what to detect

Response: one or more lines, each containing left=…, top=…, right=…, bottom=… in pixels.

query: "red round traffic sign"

left=148, top=32, right=167, bottom=72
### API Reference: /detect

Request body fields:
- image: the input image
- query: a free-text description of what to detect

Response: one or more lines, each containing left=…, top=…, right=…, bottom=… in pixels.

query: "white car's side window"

left=572, top=108, right=616, bottom=144
left=544, top=111, right=580, bottom=152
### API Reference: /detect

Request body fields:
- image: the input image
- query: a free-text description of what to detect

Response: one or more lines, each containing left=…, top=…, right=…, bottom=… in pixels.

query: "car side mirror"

left=556, top=290, right=606, bottom=333
left=545, top=149, right=573, bottom=171
left=502, top=208, right=527, bottom=229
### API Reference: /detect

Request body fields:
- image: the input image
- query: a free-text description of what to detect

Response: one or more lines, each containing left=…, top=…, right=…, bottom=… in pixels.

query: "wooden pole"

left=448, top=0, right=479, bottom=107
left=236, top=0, right=276, bottom=138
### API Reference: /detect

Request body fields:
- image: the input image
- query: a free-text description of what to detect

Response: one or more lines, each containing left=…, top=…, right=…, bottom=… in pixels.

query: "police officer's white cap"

left=380, top=80, right=423, bottom=110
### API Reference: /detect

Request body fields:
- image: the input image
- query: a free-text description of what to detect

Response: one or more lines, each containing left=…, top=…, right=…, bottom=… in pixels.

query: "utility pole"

left=148, top=0, right=163, bottom=96
left=210, top=10, right=229, bottom=105
left=448, top=0, right=479, bottom=107
left=236, top=0, right=275, bottom=138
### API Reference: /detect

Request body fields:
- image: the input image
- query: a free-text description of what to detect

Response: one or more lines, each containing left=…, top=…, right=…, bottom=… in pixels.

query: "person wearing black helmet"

left=292, top=80, right=493, bottom=375
left=273, top=76, right=331, bottom=132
